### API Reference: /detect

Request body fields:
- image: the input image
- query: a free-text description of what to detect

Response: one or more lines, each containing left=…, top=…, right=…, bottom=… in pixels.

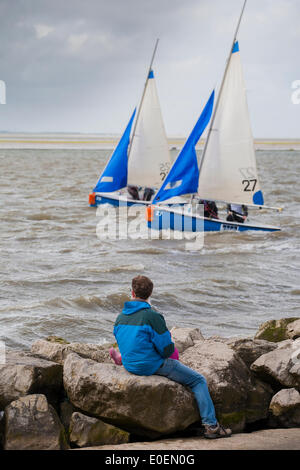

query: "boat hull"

left=147, top=207, right=281, bottom=233
left=90, top=192, right=186, bottom=208
left=91, top=192, right=148, bottom=208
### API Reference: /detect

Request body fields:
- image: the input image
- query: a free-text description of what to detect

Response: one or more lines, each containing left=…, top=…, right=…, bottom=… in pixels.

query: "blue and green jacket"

left=113, top=300, right=175, bottom=376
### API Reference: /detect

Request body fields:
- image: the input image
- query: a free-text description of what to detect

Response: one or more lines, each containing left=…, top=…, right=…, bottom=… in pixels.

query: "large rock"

left=4, top=394, right=69, bottom=450
left=251, top=338, right=300, bottom=390
left=286, top=320, right=300, bottom=340
left=68, top=342, right=114, bottom=363
left=0, top=411, right=4, bottom=449
left=45, top=335, right=70, bottom=345
left=31, top=340, right=68, bottom=364
left=255, top=318, right=300, bottom=342
left=180, top=339, right=273, bottom=432
left=269, top=388, right=300, bottom=427
left=59, top=399, right=76, bottom=433
left=170, top=327, right=204, bottom=353
left=69, top=412, right=130, bottom=447
left=31, top=338, right=113, bottom=365
left=63, top=353, right=199, bottom=438
left=0, top=351, right=62, bottom=409
left=245, top=378, right=274, bottom=424
left=209, top=336, right=278, bottom=368
left=224, top=337, right=278, bottom=368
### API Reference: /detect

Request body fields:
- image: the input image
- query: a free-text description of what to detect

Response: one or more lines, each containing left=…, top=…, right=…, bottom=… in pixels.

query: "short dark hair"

left=132, top=275, right=153, bottom=300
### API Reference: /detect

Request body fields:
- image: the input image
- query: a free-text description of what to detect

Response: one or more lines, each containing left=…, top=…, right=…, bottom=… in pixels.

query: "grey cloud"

left=0, top=0, right=299, bottom=136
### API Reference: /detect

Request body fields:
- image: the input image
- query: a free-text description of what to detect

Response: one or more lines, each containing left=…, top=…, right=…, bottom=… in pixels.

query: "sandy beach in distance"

left=0, top=133, right=300, bottom=150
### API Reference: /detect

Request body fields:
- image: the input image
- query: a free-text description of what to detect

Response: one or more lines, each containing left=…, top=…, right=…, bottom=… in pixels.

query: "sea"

left=0, top=139, right=299, bottom=350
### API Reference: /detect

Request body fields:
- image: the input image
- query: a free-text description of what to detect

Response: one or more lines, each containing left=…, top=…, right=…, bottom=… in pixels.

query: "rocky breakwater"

left=0, top=318, right=299, bottom=449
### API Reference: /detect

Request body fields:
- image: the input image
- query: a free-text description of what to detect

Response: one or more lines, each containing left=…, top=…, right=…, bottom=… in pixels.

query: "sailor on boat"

left=127, top=185, right=155, bottom=201
left=226, top=204, right=248, bottom=224
left=198, top=200, right=219, bottom=219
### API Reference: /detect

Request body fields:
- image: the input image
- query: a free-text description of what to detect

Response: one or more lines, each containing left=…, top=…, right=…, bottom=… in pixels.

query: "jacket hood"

left=122, top=300, right=151, bottom=315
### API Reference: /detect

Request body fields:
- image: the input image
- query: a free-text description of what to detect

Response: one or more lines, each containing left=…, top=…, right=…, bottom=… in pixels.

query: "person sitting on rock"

left=110, top=334, right=179, bottom=364
left=110, top=275, right=232, bottom=440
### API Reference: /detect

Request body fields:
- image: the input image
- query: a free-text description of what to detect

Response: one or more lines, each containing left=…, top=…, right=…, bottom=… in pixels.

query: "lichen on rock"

left=69, top=412, right=130, bottom=447
left=4, top=394, right=69, bottom=450
left=255, top=318, right=300, bottom=343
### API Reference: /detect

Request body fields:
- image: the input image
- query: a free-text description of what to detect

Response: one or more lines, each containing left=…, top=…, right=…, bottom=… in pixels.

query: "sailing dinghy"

left=89, top=40, right=180, bottom=208
left=147, top=1, right=281, bottom=233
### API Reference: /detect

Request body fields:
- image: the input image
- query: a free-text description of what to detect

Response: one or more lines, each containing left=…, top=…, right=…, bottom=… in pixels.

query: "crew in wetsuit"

left=226, top=204, right=248, bottom=223
left=142, top=187, right=155, bottom=201
left=199, top=200, right=219, bottom=219
left=127, top=185, right=141, bottom=200
left=127, top=186, right=155, bottom=202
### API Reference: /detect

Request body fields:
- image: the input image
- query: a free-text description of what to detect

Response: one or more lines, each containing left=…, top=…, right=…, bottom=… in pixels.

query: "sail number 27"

left=242, top=179, right=257, bottom=192
left=239, top=167, right=257, bottom=193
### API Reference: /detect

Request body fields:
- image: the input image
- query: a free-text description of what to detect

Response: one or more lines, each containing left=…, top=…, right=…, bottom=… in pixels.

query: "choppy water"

left=0, top=149, right=299, bottom=350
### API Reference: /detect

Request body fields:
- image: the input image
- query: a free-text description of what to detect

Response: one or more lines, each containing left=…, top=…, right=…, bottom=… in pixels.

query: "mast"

left=197, top=0, right=248, bottom=178
left=127, top=38, right=160, bottom=159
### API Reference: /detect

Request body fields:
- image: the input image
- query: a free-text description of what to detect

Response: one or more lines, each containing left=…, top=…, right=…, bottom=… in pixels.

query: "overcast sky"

left=0, top=0, right=299, bottom=137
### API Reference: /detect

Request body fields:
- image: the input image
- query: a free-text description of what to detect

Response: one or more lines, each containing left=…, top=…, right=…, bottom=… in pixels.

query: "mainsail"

left=127, top=69, right=173, bottom=189
left=94, top=40, right=172, bottom=193
left=197, top=41, right=264, bottom=206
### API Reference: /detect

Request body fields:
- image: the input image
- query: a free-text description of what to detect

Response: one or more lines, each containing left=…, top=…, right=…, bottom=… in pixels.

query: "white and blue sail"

left=93, top=108, right=136, bottom=193
left=152, top=90, right=215, bottom=204
left=91, top=38, right=175, bottom=206
left=93, top=68, right=173, bottom=196
left=127, top=69, right=173, bottom=189
left=197, top=41, right=264, bottom=206
left=153, top=41, right=265, bottom=208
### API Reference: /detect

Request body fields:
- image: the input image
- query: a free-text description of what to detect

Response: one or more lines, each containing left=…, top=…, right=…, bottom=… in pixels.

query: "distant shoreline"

left=0, top=133, right=299, bottom=150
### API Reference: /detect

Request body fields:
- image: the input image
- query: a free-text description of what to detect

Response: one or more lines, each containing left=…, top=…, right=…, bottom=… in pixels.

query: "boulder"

left=287, top=320, right=300, bottom=340
left=180, top=339, right=273, bottom=432
left=269, top=388, right=300, bottom=427
left=45, top=335, right=70, bottom=345
left=31, top=340, right=67, bottom=364
left=245, top=378, right=274, bottom=424
left=254, top=318, right=299, bottom=342
left=0, top=411, right=4, bottom=449
left=69, top=412, right=130, bottom=447
left=31, top=338, right=113, bottom=365
left=59, top=399, right=76, bottom=433
left=0, top=351, right=63, bottom=409
left=250, top=338, right=300, bottom=390
left=69, top=342, right=113, bottom=364
left=63, top=353, right=199, bottom=438
left=4, top=394, right=69, bottom=450
left=225, top=338, right=277, bottom=368
left=210, top=336, right=278, bottom=368
left=170, top=327, right=204, bottom=353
